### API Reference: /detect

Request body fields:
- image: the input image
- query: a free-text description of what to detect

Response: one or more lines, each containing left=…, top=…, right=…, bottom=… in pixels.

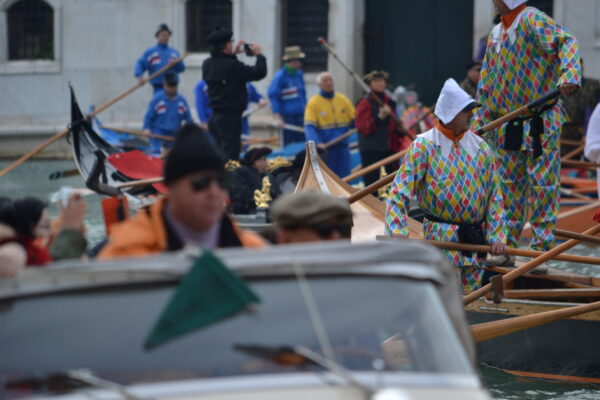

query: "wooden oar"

left=318, top=37, right=415, bottom=140
left=496, top=288, right=600, bottom=300
left=474, top=89, right=560, bottom=135
left=384, top=238, right=600, bottom=266
left=343, top=150, right=407, bottom=182
left=561, top=143, right=585, bottom=161
left=324, top=128, right=357, bottom=149
left=463, top=224, right=600, bottom=306
left=241, top=137, right=280, bottom=146
left=347, top=171, right=395, bottom=203
left=561, top=139, right=584, bottom=147
left=102, top=126, right=174, bottom=142
left=280, top=123, right=305, bottom=133
left=561, top=159, right=600, bottom=169
left=0, top=53, right=189, bottom=178
left=554, top=228, right=600, bottom=246
left=471, top=299, right=600, bottom=342
left=49, top=168, right=80, bottom=180
left=241, top=101, right=267, bottom=118
left=560, top=187, right=592, bottom=201
left=115, top=177, right=163, bottom=189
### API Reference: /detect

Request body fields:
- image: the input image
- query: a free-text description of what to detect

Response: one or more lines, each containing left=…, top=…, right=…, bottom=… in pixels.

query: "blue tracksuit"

left=194, top=80, right=263, bottom=136
left=268, top=67, right=307, bottom=146
left=134, top=43, right=185, bottom=92
left=143, top=91, right=193, bottom=154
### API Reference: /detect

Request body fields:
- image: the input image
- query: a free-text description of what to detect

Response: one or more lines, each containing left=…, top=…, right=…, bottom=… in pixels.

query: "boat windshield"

left=0, top=275, right=472, bottom=389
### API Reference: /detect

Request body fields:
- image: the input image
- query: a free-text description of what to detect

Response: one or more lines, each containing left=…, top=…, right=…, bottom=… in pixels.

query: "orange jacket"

left=98, top=198, right=265, bottom=260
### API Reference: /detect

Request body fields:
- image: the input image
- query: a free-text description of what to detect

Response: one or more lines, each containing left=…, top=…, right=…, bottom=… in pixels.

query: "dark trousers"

left=282, top=114, right=305, bottom=146
left=360, top=150, right=397, bottom=187
left=209, top=111, right=243, bottom=161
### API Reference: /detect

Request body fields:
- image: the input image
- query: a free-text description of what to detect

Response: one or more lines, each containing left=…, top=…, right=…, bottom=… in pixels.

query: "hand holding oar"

left=474, top=89, right=561, bottom=135
left=463, top=224, right=600, bottom=306
left=318, top=37, right=414, bottom=140
left=0, top=53, right=189, bottom=178
left=471, top=299, right=600, bottom=342
left=324, top=128, right=357, bottom=149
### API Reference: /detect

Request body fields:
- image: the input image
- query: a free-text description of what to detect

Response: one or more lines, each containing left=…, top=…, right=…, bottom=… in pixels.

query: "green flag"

left=144, top=250, right=260, bottom=350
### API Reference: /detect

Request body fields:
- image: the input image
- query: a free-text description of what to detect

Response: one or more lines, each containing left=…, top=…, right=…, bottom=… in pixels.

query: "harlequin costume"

left=473, top=0, right=581, bottom=251
left=386, top=79, right=506, bottom=291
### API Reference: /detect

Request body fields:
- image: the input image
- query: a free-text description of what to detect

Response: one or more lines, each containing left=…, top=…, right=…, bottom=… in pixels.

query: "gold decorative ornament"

left=268, top=156, right=292, bottom=172
left=253, top=176, right=272, bottom=209
left=225, top=159, right=241, bottom=172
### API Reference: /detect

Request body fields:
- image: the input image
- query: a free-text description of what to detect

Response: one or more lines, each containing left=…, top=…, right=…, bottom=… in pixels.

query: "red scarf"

left=501, top=3, right=527, bottom=30
left=436, top=121, right=465, bottom=144
left=19, top=236, right=52, bottom=266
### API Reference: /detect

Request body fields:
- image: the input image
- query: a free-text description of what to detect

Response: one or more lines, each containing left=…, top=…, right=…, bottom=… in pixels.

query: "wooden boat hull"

left=294, top=142, right=422, bottom=241
left=467, top=298, right=600, bottom=382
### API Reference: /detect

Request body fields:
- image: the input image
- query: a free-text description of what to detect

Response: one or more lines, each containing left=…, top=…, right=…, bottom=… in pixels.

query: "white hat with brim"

left=503, top=0, right=527, bottom=10
left=434, top=78, right=481, bottom=124
left=282, top=46, right=306, bottom=61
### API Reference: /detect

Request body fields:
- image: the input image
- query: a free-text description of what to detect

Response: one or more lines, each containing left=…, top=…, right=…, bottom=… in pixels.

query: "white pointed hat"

left=503, top=0, right=527, bottom=10
left=434, top=78, right=480, bottom=124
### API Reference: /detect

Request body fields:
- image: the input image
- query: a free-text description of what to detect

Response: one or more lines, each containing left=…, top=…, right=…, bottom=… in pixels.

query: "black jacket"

left=202, top=53, right=267, bottom=113
left=229, top=165, right=263, bottom=214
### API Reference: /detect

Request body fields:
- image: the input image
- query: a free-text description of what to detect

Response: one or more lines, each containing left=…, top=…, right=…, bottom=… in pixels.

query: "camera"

left=243, top=43, right=254, bottom=56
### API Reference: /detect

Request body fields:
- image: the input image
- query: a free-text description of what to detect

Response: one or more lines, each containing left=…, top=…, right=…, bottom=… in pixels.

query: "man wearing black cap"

left=134, top=23, right=185, bottom=94
left=229, top=147, right=272, bottom=214
left=98, top=124, right=265, bottom=260
left=202, top=28, right=267, bottom=161
left=142, top=72, right=193, bottom=155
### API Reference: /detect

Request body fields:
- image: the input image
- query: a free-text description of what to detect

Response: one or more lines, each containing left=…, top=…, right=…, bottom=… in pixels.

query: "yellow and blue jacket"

left=304, top=91, right=355, bottom=145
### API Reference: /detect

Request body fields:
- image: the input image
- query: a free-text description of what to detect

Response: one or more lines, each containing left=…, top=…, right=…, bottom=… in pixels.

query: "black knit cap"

left=242, top=147, right=272, bottom=166
left=207, top=27, right=233, bottom=46
left=2, top=197, right=47, bottom=237
left=155, top=23, right=172, bottom=37
left=164, top=124, right=225, bottom=185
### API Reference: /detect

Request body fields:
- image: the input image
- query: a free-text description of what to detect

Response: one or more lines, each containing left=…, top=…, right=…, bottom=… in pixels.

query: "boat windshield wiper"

left=5, top=369, right=146, bottom=400
left=233, top=343, right=372, bottom=395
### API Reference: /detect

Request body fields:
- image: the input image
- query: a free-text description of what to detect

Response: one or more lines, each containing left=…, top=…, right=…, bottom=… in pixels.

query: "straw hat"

left=282, top=46, right=306, bottom=61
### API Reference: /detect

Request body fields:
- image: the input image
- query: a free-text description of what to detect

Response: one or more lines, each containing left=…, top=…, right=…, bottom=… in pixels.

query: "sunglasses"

left=190, top=174, right=228, bottom=191
left=309, top=220, right=352, bottom=239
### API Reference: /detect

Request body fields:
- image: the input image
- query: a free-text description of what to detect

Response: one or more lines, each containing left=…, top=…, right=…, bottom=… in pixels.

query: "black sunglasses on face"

left=310, top=220, right=352, bottom=239
left=190, top=175, right=228, bottom=191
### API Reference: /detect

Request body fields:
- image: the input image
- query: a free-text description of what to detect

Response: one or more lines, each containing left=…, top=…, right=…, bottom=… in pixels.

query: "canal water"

left=1, top=159, right=599, bottom=399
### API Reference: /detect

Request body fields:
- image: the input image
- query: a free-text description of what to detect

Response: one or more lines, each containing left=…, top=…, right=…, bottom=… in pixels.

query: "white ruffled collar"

left=490, top=7, right=530, bottom=53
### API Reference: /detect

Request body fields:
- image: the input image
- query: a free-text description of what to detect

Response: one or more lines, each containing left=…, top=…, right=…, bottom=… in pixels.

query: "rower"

left=475, top=0, right=581, bottom=269
left=142, top=72, right=193, bottom=155
left=134, top=23, right=185, bottom=94
left=385, top=78, right=507, bottom=291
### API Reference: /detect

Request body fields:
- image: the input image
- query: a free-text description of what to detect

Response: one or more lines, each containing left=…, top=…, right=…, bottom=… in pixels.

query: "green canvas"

left=144, top=250, right=260, bottom=349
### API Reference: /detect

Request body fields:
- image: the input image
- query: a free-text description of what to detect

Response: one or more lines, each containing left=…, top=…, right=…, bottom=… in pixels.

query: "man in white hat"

left=268, top=45, right=307, bottom=146
left=385, top=79, right=506, bottom=291
left=474, top=0, right=581, bottom=269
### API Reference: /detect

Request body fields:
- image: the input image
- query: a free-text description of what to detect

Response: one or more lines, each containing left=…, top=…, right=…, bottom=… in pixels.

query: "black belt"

left=424, top=213, right=486, bottom=258
left=503, top=100, right=557, bottom=159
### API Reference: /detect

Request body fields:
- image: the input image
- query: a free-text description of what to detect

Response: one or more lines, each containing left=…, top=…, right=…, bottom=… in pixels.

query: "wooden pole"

left=474, top=89, right=560, bottom=135
left=343, top=150, right=407, bottom=182
left=416, top=239, right=600, bottom=266
left=242, top=101, right=267, bottom=118
left=324, top=128, right=357, bottom=149
left=0, top=53, right=189, bottom=178
left=463, top=224, right=600, bottom=306
left=561, top=139, right=584, bottom=147
left=115, top=177, right=163, bottom=189
left=471, top=300, right=600, bottom=342
left=101, top=126, right=174, bottom=142
left=561, top=159, right=600, bottom=169
left=347, top=171, right=395, bottom=204
left=561, top=143, right=585, bottom=161
left=318, top=37, right=414, bottom=140
left=559, top=187, right=593, bottom=201
left=554, top=228, right=600, bottom=246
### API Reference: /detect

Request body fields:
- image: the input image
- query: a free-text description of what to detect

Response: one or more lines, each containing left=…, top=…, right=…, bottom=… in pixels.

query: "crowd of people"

left=4, top=0, right=599, bottom=294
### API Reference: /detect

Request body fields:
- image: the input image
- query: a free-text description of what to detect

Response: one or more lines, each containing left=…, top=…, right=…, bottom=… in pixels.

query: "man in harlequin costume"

left=474, top=0, right=581, bottom=270
left=385, top=79, right=507, bottom=291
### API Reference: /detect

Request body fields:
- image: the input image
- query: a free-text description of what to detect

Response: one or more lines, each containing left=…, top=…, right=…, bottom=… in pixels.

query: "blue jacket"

left=134, top=43, right=185, bottom=86
left=194, top=80, right=263, bottom=134
left=268, top=67, right=306, bottom=116
left=143, top=91, right=193, bottom=134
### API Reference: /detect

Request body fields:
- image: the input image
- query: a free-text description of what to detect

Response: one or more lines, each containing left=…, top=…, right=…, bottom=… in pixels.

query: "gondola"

left=69, top=87, right=164, bottom=196
left=294, top=141, right=423, bottom=241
